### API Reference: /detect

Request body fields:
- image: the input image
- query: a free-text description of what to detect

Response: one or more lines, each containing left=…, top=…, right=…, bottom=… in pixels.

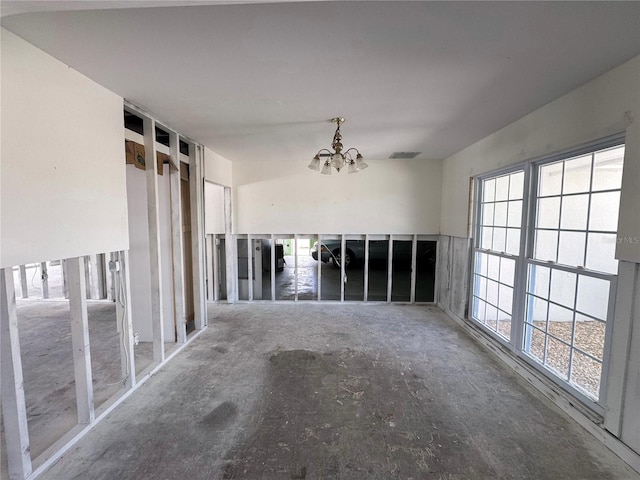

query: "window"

left=471, top=140, right=625, bottom=410
left=472, top=170, right=524, bottom=340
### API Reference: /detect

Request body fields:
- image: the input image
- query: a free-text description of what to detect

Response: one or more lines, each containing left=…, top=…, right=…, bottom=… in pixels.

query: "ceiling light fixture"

left=308, top=117, right=367, bottom=175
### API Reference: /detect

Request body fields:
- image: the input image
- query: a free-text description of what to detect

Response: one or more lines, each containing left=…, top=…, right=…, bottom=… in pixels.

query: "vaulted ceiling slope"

left=3, top=1, right=640, bottom=163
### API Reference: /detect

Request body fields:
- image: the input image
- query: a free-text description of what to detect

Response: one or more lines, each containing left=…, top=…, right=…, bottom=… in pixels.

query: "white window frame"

left=469, top=134, right=625, bottom=415
left=470, top=166, right=530, bottom=348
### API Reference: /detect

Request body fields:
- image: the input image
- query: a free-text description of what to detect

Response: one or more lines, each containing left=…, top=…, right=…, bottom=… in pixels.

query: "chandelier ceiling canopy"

left=308, top=117, right=367, bottom=175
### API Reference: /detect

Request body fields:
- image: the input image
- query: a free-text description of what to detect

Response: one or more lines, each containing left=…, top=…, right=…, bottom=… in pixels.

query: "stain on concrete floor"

left=220, top=348, right=618, bottom=480
left=31, top=304, right=638, bottom=480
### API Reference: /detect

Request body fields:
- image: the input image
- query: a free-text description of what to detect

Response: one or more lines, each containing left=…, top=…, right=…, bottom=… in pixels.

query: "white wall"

left=204, top=147, right=232, bottom=187
left=204, top=182, right=225, bottom=234
left=232, top=159, right=443, bottom=234
left=0, top=28, right=129, bottom=268
left=440, top=55, right=640, bottom=264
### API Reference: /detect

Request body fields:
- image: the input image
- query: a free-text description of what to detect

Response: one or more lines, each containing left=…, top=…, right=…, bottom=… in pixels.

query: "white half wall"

left=440, top=55, right=640, bottom=264
left=1, top=28, right=129, bottom=268
left=232, top=158, right=443, bottom=234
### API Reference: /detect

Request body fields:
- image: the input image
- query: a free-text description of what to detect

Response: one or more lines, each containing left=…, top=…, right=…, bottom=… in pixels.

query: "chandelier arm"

left=343, top=148, right=361, bottom=156
left=316, top=148, right=333, bottom=156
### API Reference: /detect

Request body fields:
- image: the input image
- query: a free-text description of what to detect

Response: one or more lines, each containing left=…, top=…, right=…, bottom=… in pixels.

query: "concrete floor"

left=22, top=304, right=638, bottom=480
left=1, top=299, right=161, bottom=470
left=259, top=255, right=434, bottom=302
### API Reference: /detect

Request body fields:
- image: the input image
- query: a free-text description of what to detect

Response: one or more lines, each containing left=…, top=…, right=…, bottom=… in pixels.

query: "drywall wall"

left=437, top=235, right=470, bottom=320
left=205, top=182, right=225, bottom=234
left=440, top=55, right=640, bottom=264
left=0, top=28, right=128, bottom=268
left=232, top=158, right=443, bottom=234
left=620, top=262, right=640, bottom=454
left=204, top=147, right=232, bottom=187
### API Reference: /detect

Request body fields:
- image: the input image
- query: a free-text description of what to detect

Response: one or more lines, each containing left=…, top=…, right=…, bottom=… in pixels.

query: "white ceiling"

left=2, top=1, right=640, bottom=163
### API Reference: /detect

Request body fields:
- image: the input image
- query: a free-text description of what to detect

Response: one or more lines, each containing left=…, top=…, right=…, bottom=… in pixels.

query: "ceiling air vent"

left=389, top=152, right=421, bottom=159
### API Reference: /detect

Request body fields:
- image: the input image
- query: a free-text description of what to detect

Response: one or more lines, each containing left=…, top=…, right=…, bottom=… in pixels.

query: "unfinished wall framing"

left=208, top=233, right=438, bottom=304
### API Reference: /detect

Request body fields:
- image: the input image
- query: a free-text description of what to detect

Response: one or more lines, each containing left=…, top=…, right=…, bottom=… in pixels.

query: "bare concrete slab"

left=1, top=299, right=155, bottom=467
left=35, top=304, right=638, bottom=480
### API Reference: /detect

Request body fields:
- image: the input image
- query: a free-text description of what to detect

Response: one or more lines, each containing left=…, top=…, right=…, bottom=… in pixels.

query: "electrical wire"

left=30, top=262, right=42, bottom=291
left=105, top=251, right=131, bottom=387
left=117, top=251, right=131, bottom=387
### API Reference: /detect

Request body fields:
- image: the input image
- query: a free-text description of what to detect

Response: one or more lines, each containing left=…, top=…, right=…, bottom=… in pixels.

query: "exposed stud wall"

left=1, top=268, right=32, bottom=479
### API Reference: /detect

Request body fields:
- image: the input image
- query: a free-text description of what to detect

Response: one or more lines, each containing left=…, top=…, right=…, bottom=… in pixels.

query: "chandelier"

left=308, top=117, right=367, bottom=175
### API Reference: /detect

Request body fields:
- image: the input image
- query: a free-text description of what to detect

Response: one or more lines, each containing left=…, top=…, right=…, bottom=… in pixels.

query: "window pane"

left=476, top=252, right=488, bottom=277
left=494, top=202, right=508, bottom=227
left=547, top=310, right=573, bottom=345
left=499, top=257, right=515, bottom=286
left=481, top=227, right=493, bottom=249
left=473, top=297, right=486, bottom=322
left=593, top=146, right=624, bottom=191
left=570, top=350, right=601, bottom=399
left=574, top=315, right=606, bottom=361
left=486, top=279, right=499, bottom=306
left=576, top=275, right=609, bottom=321
left=560, top=194, right=589, bottom=230
left=548, top=303, right=574, bottom=326
left=557, top=231, right=585, bottom=267
left=507, top=200, right=522, bottom=227
left=528, top=265, right=550, bottom=299
left=495, top=175, right=510, bottom=201
left=539, top=162, right=563, bottom=197
left=546, top=337, right=570, bottom=379
left=534, top=230, right=558, bottom=262
left=527, top=295, right=548, bottom=323
left=563, top=155, right=592, bottom=194
left=497, top=312, right=511, bottom=340
left=483, top=178, right=496, bottom=202
left=498, top=284, right=513, bottom=315
left=549, top=269, right=576, bottom=308
left=585, top=233, right=618, bottom=274
left=537, top=197, right=560, bottom=229
left=492, top=227, right=506, bottom=253
left=482, top=203, right=495, bottom=225
left=486, top=304, right=498, bottom=330
left=525, top=324, right=546, bottom=363
left=505, top=228, right=520, bottom=256
left=474, top=274, right=487, bottom=299
left=589, top=191, right=620, bottom=232
left=487, top=254, right=500, bottom=280
left=509, top=171, right=524, bottom=200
